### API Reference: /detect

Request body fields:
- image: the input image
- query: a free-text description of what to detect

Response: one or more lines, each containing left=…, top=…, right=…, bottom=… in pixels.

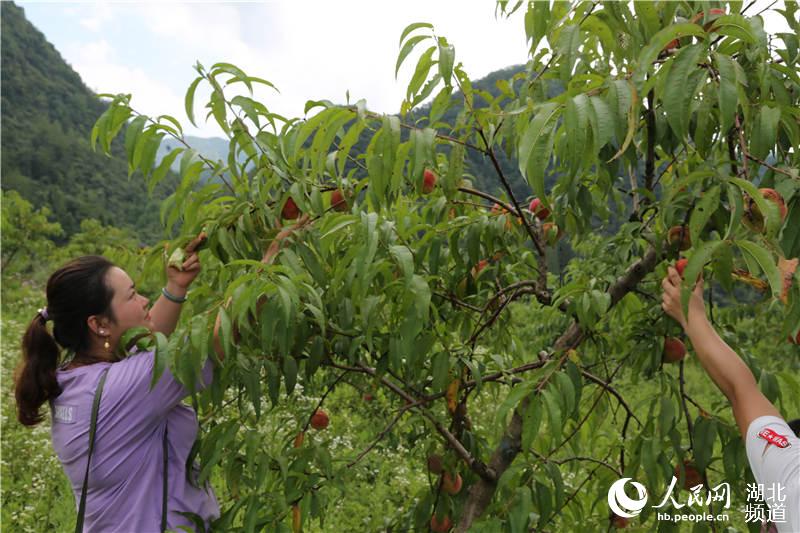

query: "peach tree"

left=92, top=1, right=799, bottom=531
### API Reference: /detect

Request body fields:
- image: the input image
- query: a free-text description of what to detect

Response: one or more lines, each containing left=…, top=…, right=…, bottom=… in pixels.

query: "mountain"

left=0, top=0, right=553, bottom=246
left=0, top=2, right=178, bottom=244
left=159, top=65, right=536, bottom=199
left=157, top=135, right=231, bottom=171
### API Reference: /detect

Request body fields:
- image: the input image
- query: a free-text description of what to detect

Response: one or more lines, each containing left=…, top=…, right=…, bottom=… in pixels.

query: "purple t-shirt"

left=50, top=348, right=220, bottom=532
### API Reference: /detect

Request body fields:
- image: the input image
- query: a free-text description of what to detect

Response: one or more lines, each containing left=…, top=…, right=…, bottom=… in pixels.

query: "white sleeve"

left=745, top=416, right=800, bottom=533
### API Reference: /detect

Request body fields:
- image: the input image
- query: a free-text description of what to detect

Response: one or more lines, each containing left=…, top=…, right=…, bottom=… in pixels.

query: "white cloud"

left=63, top=39, right=184, bottom=128
left=78, top=2, right=113, bottom=32
left=24, top=0, right=791, bottom=140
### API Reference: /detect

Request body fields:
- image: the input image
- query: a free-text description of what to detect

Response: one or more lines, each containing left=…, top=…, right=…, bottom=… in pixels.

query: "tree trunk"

left=456, top=249, right=659, bottom=531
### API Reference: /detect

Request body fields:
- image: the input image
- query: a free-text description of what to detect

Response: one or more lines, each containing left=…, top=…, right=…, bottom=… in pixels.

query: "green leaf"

left=409, top=274, right=431, bottom=321
left=149, top=148, right=183, bottom=195
left=496, top=381, right=535, bottom=428
left=556, top=24, right=580, bottom=82
left=185, top=76, right=203, bottom=127
left=737, top=240, right=782, bottom=299
left=708, top=14, right=757, bottom=44
left=715, top=53, right=739, bottom=134
left=437, top=38, right=455, bottom=87
left=588, top=96, right=613, bottom=151
left=729, top=177, right=782, bottom=238
left=689, top=185, right=721, bottom=244
left=554, top=371, right=576, bottom=417
left=212, top=62, right=253, bottom=93
left=406, top=46, right=436, bottom=102
left=124, top=116, right=148, bottom=171
left=217, top=307, right=233, bottom=357
left=542, top=388, right=562, bottom=439
left=607, top=80, right=631, bottom=145
left=681, top=240, right=723, bottom=318
left=658, top=396, right=675, bottom=436
left=780, top=200, right=800, bottom=259
left=508, top=486, right=532, bottom=533
left=564, top=94, right=589, bottom=177
left=634, top=1, right=660, bottom=41
left=395, top=35, right=428, bottom=78
left=749, top=105, right=781, bottom=160
left=693, top=417, right=717, bottom=471
left=524, top=1, right=550, bottom=50
left=634, top=23, right=707, bottom=84
left=399, top=22, right=433, bottom=45
left=712, top=241, right=735, bottom=293
left=247, top=76, right=279, bottom=92
left=607, top=80, right=638, bottom=162
left=150, top=332, right=169, bottom=389
left=521, top=397, right=542, bottom=451
left=518, top=103, right=560, bottom=196
left=283, top=356, right=298, bottom=396
left=389, top=245, right=415, bottom=285
left=724, top=183, right=744, bottom=241
left=664, top=44, right=705, bottom=141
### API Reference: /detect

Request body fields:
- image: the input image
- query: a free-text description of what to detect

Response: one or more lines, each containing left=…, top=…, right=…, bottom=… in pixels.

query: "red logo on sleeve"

left=758, top=428, right=791, bottom=449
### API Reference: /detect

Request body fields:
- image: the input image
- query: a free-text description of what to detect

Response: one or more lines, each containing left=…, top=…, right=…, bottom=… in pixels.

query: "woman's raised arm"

left=661, top=266, right=781, bottom=437
left=212, top=215, right=311, bottom=360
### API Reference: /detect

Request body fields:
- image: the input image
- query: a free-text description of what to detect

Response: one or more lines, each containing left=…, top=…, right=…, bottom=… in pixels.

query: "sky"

left=20, top=1, right=529, bottom=138
left=20, top=1, right=790, bottom=139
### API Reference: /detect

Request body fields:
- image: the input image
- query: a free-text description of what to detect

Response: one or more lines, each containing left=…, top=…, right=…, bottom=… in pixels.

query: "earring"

left=100, top=329, right=110, bottom=352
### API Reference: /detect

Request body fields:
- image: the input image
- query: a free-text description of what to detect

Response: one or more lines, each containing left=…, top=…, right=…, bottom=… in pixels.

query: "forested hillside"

left=0, top=2, right=177, bottom=243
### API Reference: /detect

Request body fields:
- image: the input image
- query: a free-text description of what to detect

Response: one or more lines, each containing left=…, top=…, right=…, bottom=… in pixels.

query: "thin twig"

left=347, top=407, right=409, bottom=468
left=746, top=153, right=797, bottom=179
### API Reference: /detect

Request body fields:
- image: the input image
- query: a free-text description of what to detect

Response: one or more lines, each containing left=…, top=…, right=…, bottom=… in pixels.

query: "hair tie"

left=38, top=307, right=49, bottom=321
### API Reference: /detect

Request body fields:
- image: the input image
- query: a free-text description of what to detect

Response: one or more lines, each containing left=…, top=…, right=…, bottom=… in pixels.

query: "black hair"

left=14, top=255, right=117, bottom=425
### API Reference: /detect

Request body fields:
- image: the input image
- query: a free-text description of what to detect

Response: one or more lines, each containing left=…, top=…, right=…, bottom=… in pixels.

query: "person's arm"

left=150, top=235, right=205, bottom=336
left=212, top=215, right=311, bottom=359
left=149, top=280, right=190, bottom=336
left=661, top=266, right=781, bottom=437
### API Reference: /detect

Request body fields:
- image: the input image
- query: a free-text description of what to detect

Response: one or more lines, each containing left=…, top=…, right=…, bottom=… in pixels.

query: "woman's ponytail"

left=15, top=311, right=62, bottom=426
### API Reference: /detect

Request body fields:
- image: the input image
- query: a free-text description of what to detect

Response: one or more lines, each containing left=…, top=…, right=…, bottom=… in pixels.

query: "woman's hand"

left=167, top=233, right=205, bottom=290
left=661, top=266, right=706, bottom=331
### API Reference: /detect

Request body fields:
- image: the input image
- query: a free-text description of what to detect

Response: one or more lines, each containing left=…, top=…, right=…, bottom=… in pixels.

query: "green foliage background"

left=3, top=1, right=800, bottom=533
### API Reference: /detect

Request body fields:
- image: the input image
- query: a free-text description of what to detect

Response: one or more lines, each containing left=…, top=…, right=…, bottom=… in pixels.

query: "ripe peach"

left=331, top=189, right=349, bottom=212
left=744, top=188, right=787, bottom=233
left=528, top=198, right=550, bottom=220
left=430, top=514, right=453, bottom=532
left=611, top=514, right=629, bottom=529
left=674, top=461, right=703, bottom=490
left=663, top=337, right=687, bottom=363
left=542, top=222, right=563, bottom=246
left=675, top=258, right=689, bottom=278
left=427, top=454, right=444, bottom=475
left=423, top=169, right=437, bottom=194
left=442, top=472, right=463, bottom=495
left=668, top=226, right=691, bottom=251
left=282, top=197, right=300, bottom=220
left=310, top=409, right=329, bottom=430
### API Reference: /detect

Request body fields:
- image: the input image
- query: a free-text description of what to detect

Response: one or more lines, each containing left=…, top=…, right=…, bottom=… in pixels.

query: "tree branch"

left=457, top=247, right=660, bottom=531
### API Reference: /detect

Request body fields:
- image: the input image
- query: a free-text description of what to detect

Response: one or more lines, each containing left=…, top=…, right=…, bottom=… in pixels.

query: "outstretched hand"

left=167, top=232, right=206, bottom=289
left=262, top=214, right=312, bottom=264
left=661, top=266, right=706, bottom=330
